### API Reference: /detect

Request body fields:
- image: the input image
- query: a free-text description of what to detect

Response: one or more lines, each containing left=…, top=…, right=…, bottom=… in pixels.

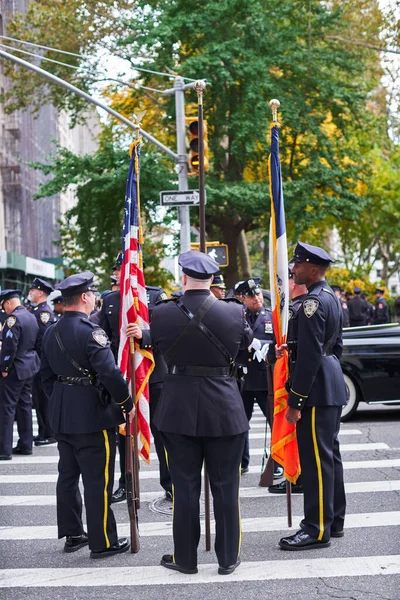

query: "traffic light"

left=186, top=117, right=209, bottom=175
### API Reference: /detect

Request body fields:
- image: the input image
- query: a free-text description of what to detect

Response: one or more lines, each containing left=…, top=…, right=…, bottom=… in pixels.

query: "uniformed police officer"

left=331, top=286, right=350, bottom=328
left=29, top=277, right=56, bottom=445
left=278, top=242, right=346, bottom=550
left=210, top=272, right=226, bottom=299
left=372, top=288, right=390, bottom=324
left=267, top=270, right=307, bottom=494
left=235, top=278, right=282, bottom=477
left=40, top=271, right=134, bottom=557
left=53, top=295, right=65, bottom=321
left=347, top=287, right=369, bottom=327
left=0, top=290, right=40, bottom=459
left=150, top=250, right=252, bottom=575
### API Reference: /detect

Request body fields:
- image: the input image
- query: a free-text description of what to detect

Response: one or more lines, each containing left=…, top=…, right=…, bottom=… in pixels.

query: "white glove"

left=248, top=338, right=261, bottom=352
left=259, top=343, right=270, bottom=361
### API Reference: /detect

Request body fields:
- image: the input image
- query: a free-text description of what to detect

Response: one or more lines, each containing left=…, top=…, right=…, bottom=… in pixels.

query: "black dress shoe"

left=165, top=491, right=173, bottom=501
left=160, top=554, right=198, bottom=574
left=33, top=435, right=41, bottom=442
left=111, top=487, right=126, bottom=503
left=12, top=447, right=33, bottom=455
left=279, top=530, right=331, bottom=550
left=34, top=437, right=57, bottom=446
left=64, top=532, right=89, bottom=553
left=90, top=537, right=130, bottom=558
left=273, top=465, right=284, bottom=479
left=218, top=558, right=241, bottom=575
left=0, top=455, right=12, bottom=460
left=268, top=480, right=303, bottom=494
left=241, top=466, right=249, bottom=475
left=299, top=519, right=344, bottom=538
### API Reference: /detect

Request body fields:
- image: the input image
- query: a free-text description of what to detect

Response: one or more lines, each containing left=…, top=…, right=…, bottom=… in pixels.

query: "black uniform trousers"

left=241, top=390, right=270, bottom=469
left=161, top=431, right=246, bottom=570
left=32, top=372, right=53, bottom=439
left=296, top=406, right=346, bottom=541
left=0, top=373, right=33, bottom=456
left=118, top=384, right=172, bottom=494
left=56, top=428, right=118, bottom=551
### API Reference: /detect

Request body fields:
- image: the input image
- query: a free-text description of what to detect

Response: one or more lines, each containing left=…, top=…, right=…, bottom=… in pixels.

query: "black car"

left=340, top=323, right=400, bottom=420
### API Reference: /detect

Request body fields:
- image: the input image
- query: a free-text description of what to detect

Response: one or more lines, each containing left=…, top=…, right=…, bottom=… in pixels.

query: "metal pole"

left=174, top=76, right=191, bottom=253
left=194, top=80, right=207, bottom=253
left=0, top=48, right=178, bottom=161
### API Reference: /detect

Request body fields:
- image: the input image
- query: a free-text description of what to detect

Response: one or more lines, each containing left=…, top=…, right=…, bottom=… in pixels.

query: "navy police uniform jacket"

left=151, top=290, right=253, bottom=437
left=373, top=297, right=390, bottom=324
left=288, top=281, right=347, bottom=410
left=40, top=311, right=133, bottom=435
left=33, top=301, right=55, bottom=356
left=141, top=286, right=168, bottom=385
left=0, top=306, right=40, bottom=379
left=96, top=291, right=120, bottom=358
left=237, top=306, right=274, bottom=391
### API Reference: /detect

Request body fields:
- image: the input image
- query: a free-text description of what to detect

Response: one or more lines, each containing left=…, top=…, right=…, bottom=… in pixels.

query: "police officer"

left=278, top=242, right=346, bottom=550
left=210, top=273, right=226, bottom=299
left=347, top=287, right=369, bottom=327
left=29, top=277, right=56, bottom=445
left=53, top=295, right=65, bottom=321
left=235, top=278, right=281, bottom=477
left=267, top=270, right=307, bottom=494
left=40, top=271, right=134, bottom=557
left=0, top=290, right=40, bottom=459
left=150, top=250, right=252, bottom=575
left=331, top=286, right=350, bottom=328
left=372, top=288, right=390, bottom=324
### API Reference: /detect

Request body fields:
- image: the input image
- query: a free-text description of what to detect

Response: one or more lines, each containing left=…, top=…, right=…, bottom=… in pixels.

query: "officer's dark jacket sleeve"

left=266, top=335, right=277, bottom=366
left=238, top=306, right=253, bottom=351
left=85, top=327, right=133, bottom=412
left=40, top=331, right=57, bottom=398
left=96, top=302, right=112, bottom=338
left=1, top=317, right=21, bottom=373
left=287, top=298, right=327, bottom=410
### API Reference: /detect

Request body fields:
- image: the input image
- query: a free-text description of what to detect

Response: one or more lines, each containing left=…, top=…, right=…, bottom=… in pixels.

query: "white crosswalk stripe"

left=2, top=412, right=399, bottom=597
left=1, top=555, right=400, bottom=588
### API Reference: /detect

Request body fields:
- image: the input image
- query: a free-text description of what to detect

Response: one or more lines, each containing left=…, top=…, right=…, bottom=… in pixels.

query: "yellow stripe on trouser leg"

left=311, top=407, right=324, bottom=541
left=164, top=447, right=175, bottom=563
left=237, top=464, right=242, bottom=558
left=102, top=430, right=111, bottom=548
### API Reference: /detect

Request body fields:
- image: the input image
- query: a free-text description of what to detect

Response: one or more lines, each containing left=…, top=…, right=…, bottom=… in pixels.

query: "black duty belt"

left=168, top=365, right=235, bottom=377
left=58, top=376, right=93, bottom=386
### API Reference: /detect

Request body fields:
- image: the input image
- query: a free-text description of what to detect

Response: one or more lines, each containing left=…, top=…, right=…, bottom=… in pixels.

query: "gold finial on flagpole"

left=133, top=111, right=146, bottom=139
left=269, top=99, right=280, bottom=123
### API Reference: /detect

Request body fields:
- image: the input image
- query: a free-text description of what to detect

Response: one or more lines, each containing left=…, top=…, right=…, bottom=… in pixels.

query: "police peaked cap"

left=0, top=289, right=22, bottom=302
left=234, top=278, right=262, bottom=296
left=375, top=288, right=385, bottom=294
left=53, top=295, right=65, bottom=305
left=30, top=277, right=54, bottom=295
left=289, top=242, right=335, bottom=267
left=178, top=250, right=220, bottom=279
left=56, top=271, right=98, bottom=297
left=353, top=287, right=362, bottom=294
left=112, top=252, right=123, bottom=270
left=210, top=273, right=226, bottom=289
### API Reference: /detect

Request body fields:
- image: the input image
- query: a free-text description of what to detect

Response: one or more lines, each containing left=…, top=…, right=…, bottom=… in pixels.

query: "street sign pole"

left=174, top=76, right=191, bottom=253
left=195, top=80, right=207, bottom=254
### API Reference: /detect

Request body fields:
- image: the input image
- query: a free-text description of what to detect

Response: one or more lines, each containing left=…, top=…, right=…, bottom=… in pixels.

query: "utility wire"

left=0, top=34, right=197, bottom=81
left=0, top=42, right=167, bottom=94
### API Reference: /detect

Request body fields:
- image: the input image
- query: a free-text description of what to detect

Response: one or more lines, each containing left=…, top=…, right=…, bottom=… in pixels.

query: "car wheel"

left=341, top=374, right=359, bottom=422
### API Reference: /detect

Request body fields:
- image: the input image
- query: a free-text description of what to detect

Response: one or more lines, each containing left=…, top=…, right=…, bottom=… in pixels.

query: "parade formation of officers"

left=0, top=242, right=395, bottom=570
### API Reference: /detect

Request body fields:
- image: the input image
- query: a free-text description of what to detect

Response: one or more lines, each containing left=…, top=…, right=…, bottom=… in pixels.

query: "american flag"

left=269, top=123, right=301, bottom=484
left=118, top=139, right=154, bottom=463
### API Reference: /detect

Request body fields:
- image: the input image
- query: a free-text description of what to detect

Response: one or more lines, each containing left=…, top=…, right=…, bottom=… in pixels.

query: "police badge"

left=303, top=299, right=319, bottom=318
left=40, top=312, right=51, bottom=324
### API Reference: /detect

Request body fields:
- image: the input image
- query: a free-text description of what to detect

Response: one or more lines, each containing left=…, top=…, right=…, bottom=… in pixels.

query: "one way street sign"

left=160, top=190, right=206, bottom=207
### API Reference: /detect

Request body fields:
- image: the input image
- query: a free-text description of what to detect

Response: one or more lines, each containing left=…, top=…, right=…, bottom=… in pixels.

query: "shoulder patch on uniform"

left=40, top=312, right=51, bottom=325
left=6, top=316, right=16, bottom=328
left=288, top=308, right=294, bottom=320
left=92, top=330, right=108, bottom=347
left=159, top=292, right=168, bottom=301
left=303, top=299, right=319, bottom=318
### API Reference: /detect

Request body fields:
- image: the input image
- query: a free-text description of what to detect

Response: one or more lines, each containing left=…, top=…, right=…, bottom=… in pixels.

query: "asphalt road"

left=1, top=404, right=399, bottom=600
